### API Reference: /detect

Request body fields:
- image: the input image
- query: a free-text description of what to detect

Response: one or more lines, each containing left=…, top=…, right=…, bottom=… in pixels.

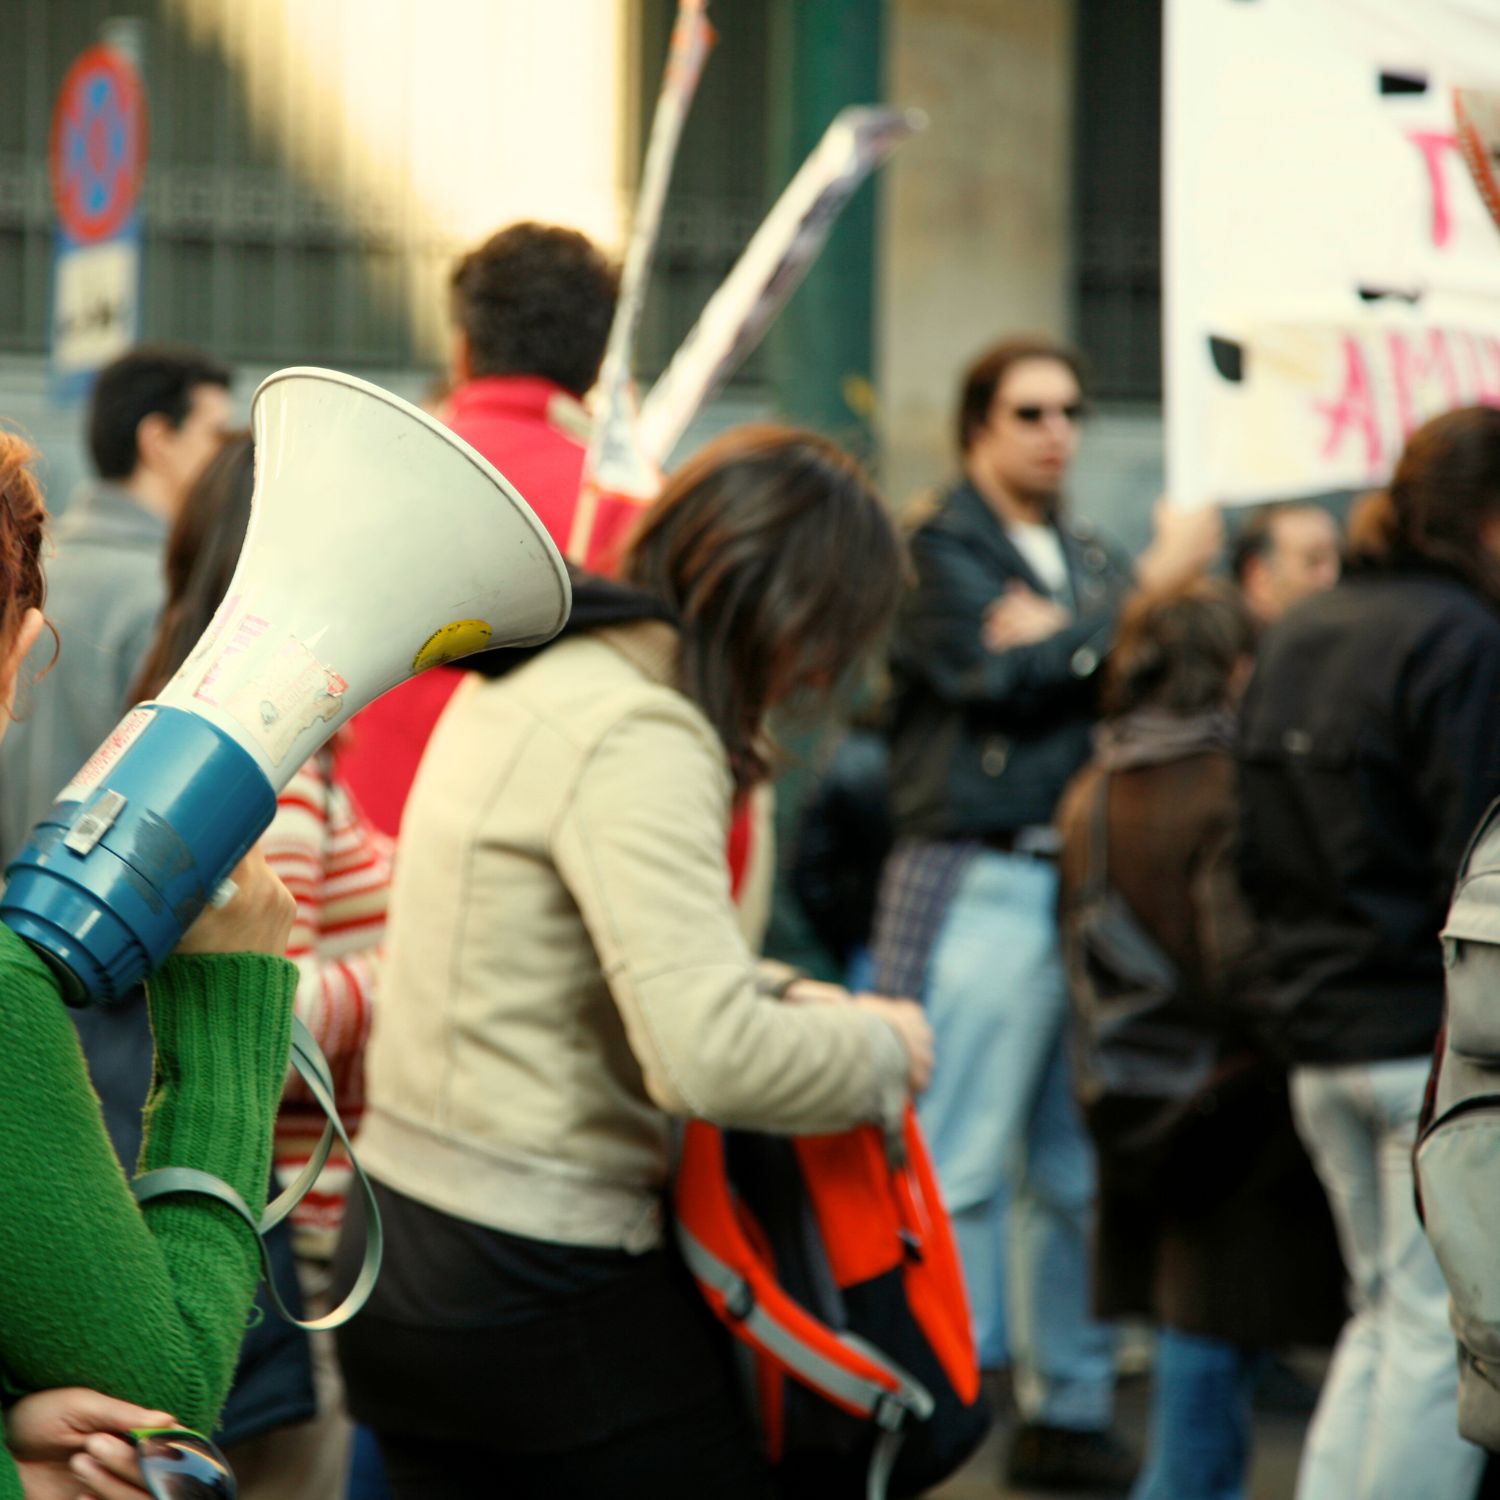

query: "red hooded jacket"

left=337, top=376, right=590, bottom=835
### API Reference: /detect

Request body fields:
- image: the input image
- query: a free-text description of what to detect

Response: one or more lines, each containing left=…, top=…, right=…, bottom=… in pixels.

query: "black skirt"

left=332, top=1177, right=773, bottom=1499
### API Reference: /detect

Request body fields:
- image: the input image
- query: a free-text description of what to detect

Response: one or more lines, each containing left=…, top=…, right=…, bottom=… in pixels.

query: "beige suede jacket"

left=357, top=620, right=909, bottom=1252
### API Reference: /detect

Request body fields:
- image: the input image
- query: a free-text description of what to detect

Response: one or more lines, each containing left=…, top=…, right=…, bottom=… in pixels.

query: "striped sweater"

left=261, top=749, right=392, bottom=1260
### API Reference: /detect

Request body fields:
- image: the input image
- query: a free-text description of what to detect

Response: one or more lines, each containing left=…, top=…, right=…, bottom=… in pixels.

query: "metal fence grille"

left=0, top=0, right=432, bottom=368
left=632, top=0, right=771, bottom=390
left=1, top=0, right=775, bottom=393
left=1072, top=0, right=1162, bottom=403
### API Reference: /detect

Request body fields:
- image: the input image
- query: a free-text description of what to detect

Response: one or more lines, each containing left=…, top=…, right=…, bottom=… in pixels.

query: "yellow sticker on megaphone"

left=413, top=619, right=493, bottom=673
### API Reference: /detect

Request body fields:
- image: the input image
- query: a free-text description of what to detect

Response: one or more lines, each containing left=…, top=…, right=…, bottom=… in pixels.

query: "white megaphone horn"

left=1, top=367, right=571, bottom=1003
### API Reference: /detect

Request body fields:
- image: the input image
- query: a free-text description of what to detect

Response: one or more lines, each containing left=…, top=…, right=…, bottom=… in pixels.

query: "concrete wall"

left=878, top=0, right=1166, bottom=554
left=878, top=0, right=1077, bottom=510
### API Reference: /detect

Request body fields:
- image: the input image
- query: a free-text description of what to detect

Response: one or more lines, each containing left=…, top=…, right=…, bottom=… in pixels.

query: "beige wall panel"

left=880, top=0, right=1076, bottom=507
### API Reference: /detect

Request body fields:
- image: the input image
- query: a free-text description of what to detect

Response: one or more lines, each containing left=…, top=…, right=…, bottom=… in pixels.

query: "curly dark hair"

left=450, top=222, right=619, bottom=397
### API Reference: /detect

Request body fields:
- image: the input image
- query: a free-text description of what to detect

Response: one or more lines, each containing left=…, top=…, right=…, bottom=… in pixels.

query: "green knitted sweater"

left=0, top=924, right=295, bottom=1500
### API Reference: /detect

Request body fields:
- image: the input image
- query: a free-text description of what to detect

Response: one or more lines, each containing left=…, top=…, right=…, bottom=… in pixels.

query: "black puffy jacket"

left=1238, top=566, right=1500, bottom=1065
left=886, top=480, right=1134, bottom=840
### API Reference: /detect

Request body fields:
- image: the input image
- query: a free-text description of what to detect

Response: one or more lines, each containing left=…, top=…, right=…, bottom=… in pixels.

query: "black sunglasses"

left=129, top=1427, right=236, bottom=1500
left=1007, top=402, right=1087, bottom=425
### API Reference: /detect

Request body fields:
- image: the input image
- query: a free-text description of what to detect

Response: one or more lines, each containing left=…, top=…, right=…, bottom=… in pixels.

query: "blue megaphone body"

left=2, top=709, right=275, bottom=1002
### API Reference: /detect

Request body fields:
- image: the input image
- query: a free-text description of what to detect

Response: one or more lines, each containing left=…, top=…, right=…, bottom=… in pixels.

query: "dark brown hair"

left=0, top=433, right=56, bottom=704
left=1345, top=406, right=1500, bottom=608
left=450, top=222, right=618, bottom=397
left=129, top=431, right=254, bottom=705
left=1102, top=576, right=1257, bottom=718
left=621, top=425, right=905, bottom=794
left=956, top=336, right=1087, bottom=455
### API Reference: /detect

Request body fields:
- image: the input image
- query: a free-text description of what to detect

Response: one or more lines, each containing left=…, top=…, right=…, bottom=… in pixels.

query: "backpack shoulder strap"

left=673, top=1121, right=934, bottom=1500
left=675, top=1220, right=932, bottom=1424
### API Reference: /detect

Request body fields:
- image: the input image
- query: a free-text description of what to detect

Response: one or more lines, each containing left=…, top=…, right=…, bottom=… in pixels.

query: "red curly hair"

left=0, top=433, right=54, bottom=700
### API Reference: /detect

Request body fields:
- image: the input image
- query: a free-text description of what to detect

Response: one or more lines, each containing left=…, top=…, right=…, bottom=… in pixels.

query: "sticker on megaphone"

left=413, top=619, right=493, bottom=674
left=0, top=368, right=570, bottom=1004
left=176, top=595, right=350, bottom=764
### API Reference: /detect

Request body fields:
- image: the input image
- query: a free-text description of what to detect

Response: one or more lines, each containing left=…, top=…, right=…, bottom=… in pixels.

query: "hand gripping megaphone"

left=0, top=367, right=571, bottom=1004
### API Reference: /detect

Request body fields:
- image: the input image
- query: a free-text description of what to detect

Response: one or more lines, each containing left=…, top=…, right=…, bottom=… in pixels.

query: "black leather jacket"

left=886, top=480, right=1134, bottom=840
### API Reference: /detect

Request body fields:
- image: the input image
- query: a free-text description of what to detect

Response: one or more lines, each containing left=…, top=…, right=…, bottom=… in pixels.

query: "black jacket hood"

left=465, top=566, right=675, bottom=681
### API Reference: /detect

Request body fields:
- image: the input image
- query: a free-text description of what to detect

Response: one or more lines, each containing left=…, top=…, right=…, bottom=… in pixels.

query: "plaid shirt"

left=869, top=837, right=979, bottom=1000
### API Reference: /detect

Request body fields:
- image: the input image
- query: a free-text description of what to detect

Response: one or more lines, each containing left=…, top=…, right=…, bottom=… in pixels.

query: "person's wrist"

left=756, top=963, right=808, bottom=1000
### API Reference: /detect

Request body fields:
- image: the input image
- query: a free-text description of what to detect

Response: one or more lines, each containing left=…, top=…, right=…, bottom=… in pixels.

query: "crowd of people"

left=0, top=214, right=1496, bottom=1500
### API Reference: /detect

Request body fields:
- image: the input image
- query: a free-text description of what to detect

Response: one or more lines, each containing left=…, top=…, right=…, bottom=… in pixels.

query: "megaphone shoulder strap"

left=261, top=1017, right=338, bottom=1232
left=133, top=1015, right=382, bottom=1332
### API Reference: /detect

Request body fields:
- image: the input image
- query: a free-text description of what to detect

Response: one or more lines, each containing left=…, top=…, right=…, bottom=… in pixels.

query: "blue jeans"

left=1133, top=1331, right=1266, bottom=1500
left=1290, top=1058, right=1485, bottom=1500
left=918, top=849, right=1115, bottom=1429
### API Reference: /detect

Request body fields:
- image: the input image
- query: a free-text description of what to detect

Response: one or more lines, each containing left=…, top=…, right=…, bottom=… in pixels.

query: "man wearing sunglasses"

left=874, top=336, right=1220, bottom=1492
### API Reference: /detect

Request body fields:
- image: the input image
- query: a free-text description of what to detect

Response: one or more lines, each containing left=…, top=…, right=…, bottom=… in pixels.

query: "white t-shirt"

left=1006, top=519, right=1070, bottom=600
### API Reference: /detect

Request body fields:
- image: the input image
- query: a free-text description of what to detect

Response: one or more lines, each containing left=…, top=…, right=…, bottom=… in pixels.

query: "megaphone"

left=1, top=367, right=571, bottom=1003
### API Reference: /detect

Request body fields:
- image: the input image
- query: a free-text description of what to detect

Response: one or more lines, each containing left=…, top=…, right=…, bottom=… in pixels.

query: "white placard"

left=1165, top=0, right=1500, bottom=507
left=51, top=239, right=139, bottom=376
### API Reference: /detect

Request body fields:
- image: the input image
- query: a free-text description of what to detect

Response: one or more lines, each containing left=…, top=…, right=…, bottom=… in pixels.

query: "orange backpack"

left=673, top=1106, right=990, bottom=1499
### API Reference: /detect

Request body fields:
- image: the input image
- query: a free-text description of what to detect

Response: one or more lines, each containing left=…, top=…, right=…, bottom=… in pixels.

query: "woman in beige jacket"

left=334, top=426, right=931, bottom=1499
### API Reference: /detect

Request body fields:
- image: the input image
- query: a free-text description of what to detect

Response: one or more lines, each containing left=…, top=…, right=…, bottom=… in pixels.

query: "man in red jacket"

left=339, top=222, right=618, bottom=834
